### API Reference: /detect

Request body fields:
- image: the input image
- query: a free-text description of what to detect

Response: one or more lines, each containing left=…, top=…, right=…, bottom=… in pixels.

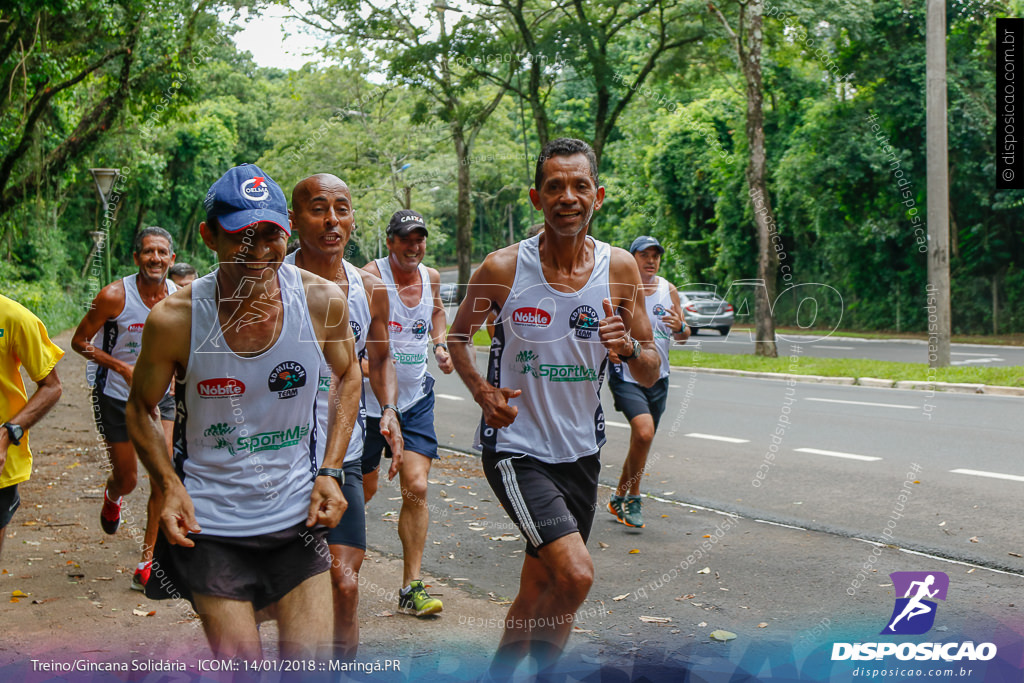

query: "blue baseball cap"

left=630, top=235, right=664, bottom=254
left=204, top=164, right=290, bottom=235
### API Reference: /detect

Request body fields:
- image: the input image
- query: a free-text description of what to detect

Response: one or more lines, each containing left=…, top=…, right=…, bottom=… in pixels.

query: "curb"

left=671, top=366, right=1024, bottom=397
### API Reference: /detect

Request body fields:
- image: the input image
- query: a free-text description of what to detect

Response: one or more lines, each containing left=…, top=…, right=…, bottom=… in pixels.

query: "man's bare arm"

left=604, top=249, right=660, bottom=387
left=449, top=248, right=520, bottom=428
left=72, top=282, right=133, bottom=383
left=303, top=273, right=356, bottom=527
left=362, top=273, right=403, bottom=479
left=428, top=267, right=454, bottom=374
left=126, top=295, right=199, bottom=546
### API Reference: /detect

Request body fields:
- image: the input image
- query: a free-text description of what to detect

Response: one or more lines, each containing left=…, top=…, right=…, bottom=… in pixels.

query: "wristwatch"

left=381, top=404, right=403, bottom=426
left=3, top=422, right=23, bottom=446
left=620, top=337, right=642, bottom=362
left=316, top=467, right=345, bottom=487
left=433, top=342, right=448, bottom=353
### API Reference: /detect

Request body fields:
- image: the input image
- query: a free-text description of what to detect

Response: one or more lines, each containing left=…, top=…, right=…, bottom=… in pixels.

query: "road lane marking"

left=951, top=358, right=1004, bottom=365
left=806, top=397, right=915, bottom=409
left=794, top=447, right=881, bottom=462
left=436, top=393, right=465, bottom=401
left=685, top=433, right=749, bottom=443
left=669, top=384, right=682, bottom=388
left=951, top=352, right=1003, bottom=357
left=607, top=421, right=631, bottom=429
left=811, top=345, right=855, bottom=350
left=950, top=468, right=1024, bottom=483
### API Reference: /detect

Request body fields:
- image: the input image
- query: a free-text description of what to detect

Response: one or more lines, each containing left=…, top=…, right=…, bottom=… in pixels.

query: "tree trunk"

left=742, top=3, right=778, bottom=357
left=453, top=122, right=473, bottom=298
left=992, top=275, right=999, bottom=336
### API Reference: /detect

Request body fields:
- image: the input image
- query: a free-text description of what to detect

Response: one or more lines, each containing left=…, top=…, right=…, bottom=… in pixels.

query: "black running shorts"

left=608, top=374, right=670, bottom=429
left=146, top=522, right=331, bottom=612
left=92, top=387, right=174, bottom=443
left=481, top=450, right=601, bottom=557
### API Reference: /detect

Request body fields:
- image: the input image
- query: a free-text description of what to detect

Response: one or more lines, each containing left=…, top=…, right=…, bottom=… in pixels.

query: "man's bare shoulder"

left=609, top=246, right=641, bottom=280
left=298, top=268, right=346, bottom=306
left=475, top=243, right=520, bottom=286
left=355, top=266, right=384, bottom=290
left=362, top=260, right=381, bottom=277
left=92, top=278, right=127, bottom=314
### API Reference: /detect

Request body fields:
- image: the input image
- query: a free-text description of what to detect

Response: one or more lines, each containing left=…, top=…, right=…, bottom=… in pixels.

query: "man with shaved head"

left=287, top=173, right=403, bottom=658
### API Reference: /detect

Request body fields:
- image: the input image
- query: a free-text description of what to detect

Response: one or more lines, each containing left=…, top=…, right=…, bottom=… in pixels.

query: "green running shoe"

left=398, top=580, right=443, bottom=617
left=607, top=494, right=626, bottom=523
left=622, top=495, right=645, bottom=528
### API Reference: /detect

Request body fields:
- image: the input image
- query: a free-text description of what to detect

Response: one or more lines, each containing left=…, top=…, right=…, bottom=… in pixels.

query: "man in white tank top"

left=607, top=236, right=690, bottom=530
left=71, top=226, right=177, bottom=591
left=125, top=164, right=361, bottom=661
left=362, top=209, right=453, bottom=618
left=449, top=138, right=661, bottom=677
left=288, top=173, right=403, bottom=658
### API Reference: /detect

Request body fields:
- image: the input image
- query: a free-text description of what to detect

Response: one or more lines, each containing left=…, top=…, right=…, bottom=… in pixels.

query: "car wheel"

left=717, top=326, right=730, bottom=336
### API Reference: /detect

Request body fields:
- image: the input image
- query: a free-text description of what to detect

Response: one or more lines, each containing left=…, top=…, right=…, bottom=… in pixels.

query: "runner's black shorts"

left=481, top=449, right=601, bottom=557
left=362, top=392, right=438, bottom=474
left=92, top=387, right=174, bottom=443
left=608, top=374, right=670, bottom=429
left=0, top=484, right=20, bottom=529
left=326, top=460, right=365, bottom=550
left=146, top=521, right=330, bottom=612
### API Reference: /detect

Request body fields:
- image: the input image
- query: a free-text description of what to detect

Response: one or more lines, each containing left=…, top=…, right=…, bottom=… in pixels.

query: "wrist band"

left=381, top=404, right=403, bottom=425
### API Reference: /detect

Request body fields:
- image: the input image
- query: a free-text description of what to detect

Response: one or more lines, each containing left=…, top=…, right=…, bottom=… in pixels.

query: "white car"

left=678, top=290, right=734, bottom=335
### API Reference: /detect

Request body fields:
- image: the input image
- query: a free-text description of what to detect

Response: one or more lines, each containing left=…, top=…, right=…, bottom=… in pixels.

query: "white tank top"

left=89, top=274, right=177, bottom=401
left=284, top=251, right=368, bottom=466
left=173, top=264, right=326, bottom=537
left=613, top=276, right=673, bottom=384
left=364, top=258, right=435, bottom=416
left=475, top=234, right=611, bottom=464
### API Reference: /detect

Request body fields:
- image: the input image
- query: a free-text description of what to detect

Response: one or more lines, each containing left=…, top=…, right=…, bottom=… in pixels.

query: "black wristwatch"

left=3, top=422, right=23, bottom=446
left=381, top=404, right=403, bottom=426
left=433, top=342, right=448, bottom=353
left=621, top=337, right=642, bottom=362
left=316, top=467, right=345, bottom=487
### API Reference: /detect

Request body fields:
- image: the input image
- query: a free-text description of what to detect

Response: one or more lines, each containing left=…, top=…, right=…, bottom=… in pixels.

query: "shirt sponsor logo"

left=268, top=361, right=307, bottom=399
left=538, top=364, right=599, bottom=382
left=652, top=304, right=667, bottom=317
left=350, top=320, right=362, bottom=342
left=512, top=307, right=552, bottom=327
left=514, top=349, right=541, bottom=377
left=198, top=378, right=246, bottom=398
left=128, top=323, right=146, bottom=331
left=318, top=375, right=331, bottom=392
left=569, top=305, right=599, bottom=339
left=238, top=424, right=310, bottom=453
left=241, top=176, right=269, bottom=201
left=394, top=351, right=426, bottom=365
left=389, top=321, right=403, bottom=333
left=411, top=319, right=428, bottom=338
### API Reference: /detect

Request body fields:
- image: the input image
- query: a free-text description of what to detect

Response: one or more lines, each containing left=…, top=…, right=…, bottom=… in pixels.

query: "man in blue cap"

left=607, top=235, right=689, bottom=529
left=126, top=164, right=361, bottom=660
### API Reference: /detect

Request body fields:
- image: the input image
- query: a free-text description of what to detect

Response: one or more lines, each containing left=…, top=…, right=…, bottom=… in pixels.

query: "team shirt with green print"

left=172, top=264, right=325, bottom=537
left=476, top=234, right=612, bottom=465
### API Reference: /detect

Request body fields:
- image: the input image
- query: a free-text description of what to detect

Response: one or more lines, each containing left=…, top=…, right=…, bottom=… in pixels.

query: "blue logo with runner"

left=881, top=571, right=948, bottom=635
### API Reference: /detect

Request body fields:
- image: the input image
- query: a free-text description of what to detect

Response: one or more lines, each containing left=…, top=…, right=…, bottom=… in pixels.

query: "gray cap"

left=629, top=235, right=664, bottom=254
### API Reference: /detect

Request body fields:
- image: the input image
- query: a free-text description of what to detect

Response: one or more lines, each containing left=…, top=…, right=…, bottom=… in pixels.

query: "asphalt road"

left=417, top=352, right=1024, bottom=572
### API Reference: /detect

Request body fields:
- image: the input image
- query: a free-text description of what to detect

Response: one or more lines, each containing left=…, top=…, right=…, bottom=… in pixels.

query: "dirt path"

left=0, top=330, right=509, bottom=678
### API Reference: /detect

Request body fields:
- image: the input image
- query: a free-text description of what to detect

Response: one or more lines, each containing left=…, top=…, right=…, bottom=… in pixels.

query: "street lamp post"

left=89, top=168, right=119, bottom=284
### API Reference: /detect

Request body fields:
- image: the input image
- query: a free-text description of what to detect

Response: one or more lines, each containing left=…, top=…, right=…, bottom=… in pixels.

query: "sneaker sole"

left=131, top=580, right=145, bottom=592
left=607, top=502, right=625, bottom=522
left=398, top=604, right=443, bottom=617
left=100, top=519, right=121, bottom=535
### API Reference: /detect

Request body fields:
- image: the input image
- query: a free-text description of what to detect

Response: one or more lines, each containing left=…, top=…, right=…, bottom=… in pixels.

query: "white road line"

left=685, top=433, right=750, bottom=444
left=805, top=397, right=916, bottom=410
left=435, top=393, right=465, bottom=401
left=811, top=345, right=855, bottom=350
left=607, top=421, right=631, bottom=429
left=669, top=384, right=682, bottom=388
left=794, top=447, right=881, bottom=462
left=950, top=468, right=1024, bottom=483
left=951, top=352, right=1003, bottom=357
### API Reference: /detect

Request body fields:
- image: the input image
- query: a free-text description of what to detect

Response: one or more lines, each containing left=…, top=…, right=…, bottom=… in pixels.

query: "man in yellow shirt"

left=0, top=295, right=64, bottom=559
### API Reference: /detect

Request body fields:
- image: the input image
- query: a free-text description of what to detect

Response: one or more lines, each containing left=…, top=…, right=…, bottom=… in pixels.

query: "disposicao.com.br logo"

left=832, top=572, right=997, bottom=662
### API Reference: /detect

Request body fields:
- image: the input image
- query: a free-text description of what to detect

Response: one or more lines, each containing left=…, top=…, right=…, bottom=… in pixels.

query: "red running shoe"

left=100, top=488, right=122, bottom=535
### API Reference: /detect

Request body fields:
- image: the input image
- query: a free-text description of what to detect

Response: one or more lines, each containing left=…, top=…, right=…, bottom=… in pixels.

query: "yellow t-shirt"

left=1, top=295, right=65, bottom=488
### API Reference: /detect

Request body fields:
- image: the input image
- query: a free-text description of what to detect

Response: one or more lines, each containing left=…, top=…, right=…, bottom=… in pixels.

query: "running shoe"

left=100, top=488, right=122, bottom=535
left=398, top=580, right=443, bottom=617
left=131, top=561, right=152, bottom=592
left=623, top=495, right=645, bottom=528
left=607, top=494, right=626, bottom=523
